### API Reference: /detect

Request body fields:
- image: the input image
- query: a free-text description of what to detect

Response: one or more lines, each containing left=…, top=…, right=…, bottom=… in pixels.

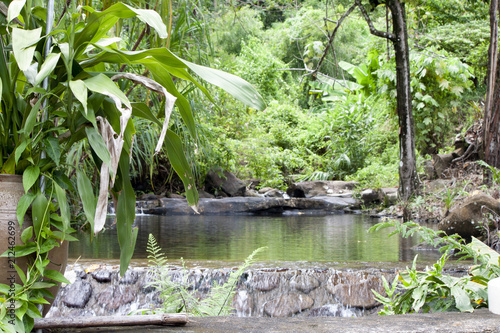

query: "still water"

left=69, top=214, right=442, bottom=263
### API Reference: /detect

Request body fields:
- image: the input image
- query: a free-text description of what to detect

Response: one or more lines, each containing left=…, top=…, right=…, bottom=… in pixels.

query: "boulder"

left=263, top=293, right=314, bottom=317
left=379, top=188, right=398, bottom=206
left=62, top=280, right=92, bottom=308
left=198, top=190, right=215, bottom=199
left=432, top=153, right=454, bottom=178
left=205, top=168, right=246, bottom=197
left=423, top=160, right=435, bottom=180
left=326, top=272, right=386, bottom=309
left=150, top=197, right=354, bottom=215
left=287, top=181, right=358, bottom=198
left=360, top=189, right=380, bottom=205
left=438, top=194, right=500, bottom=240
left=263, top=189, right=284, bottom=198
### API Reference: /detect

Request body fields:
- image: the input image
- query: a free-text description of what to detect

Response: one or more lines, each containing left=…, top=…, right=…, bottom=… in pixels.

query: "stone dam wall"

left=47, top=266, right=395, bottom=319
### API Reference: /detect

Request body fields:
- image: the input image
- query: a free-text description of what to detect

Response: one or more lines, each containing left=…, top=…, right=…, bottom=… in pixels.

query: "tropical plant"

left=0, top=1, right=264, bottom=331
left=143, top=234, right=265, bottom=317
left=369, top=220, right=500, bottom=314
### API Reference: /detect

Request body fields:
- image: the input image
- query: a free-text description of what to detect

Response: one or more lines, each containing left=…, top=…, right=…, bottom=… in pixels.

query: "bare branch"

left=311, top=2, right=358, bottom=76
left=356, top=0, right=396, bottom=41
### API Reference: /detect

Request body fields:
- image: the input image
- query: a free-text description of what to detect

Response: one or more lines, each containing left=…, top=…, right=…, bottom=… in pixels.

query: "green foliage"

left=376, top=48, right=473, bottom=154
left=144, top=234, right=265, bottom=316
left=234, top=37, right=291, bottom=102
left=369, top=220, right=500, bottom=314
left=212, top=6, right=263, bottom=55
left=418, top=21, right=489, bottom=82
left=476, top=160, right=500, bottom=186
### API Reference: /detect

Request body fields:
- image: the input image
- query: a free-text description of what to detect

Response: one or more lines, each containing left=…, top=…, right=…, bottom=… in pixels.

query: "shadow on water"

left=69, top=214, right=443, bottom=264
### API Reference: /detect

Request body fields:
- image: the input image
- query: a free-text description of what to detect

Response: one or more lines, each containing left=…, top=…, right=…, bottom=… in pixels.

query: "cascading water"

left=47, top=265, right=393, bottom=319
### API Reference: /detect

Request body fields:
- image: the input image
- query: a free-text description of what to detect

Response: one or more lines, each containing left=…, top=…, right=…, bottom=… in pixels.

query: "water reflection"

left=69, top=214, right=442, bottom=262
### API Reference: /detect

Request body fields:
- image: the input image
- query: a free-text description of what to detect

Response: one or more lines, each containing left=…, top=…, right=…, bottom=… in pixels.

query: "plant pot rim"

left=0, top=173, right=22, bottom=183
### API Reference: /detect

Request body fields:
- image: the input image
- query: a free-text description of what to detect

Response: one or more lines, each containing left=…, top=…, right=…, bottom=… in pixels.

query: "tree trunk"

left=484, top=0, right=500, bottom=170
left=387, top=0, right=419, bottom=201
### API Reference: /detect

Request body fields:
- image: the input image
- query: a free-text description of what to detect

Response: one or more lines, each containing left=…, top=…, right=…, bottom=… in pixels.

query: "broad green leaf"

left=146, top=62, right=196, bottom=138
left=76, top=170, right=96, bottom=234
left=0, top=243, right=37, bottom=257
left=44, top=269, right=70, bottom=284
left=31, top=282, right=55, bottom=289
left=16, top=193, right=35, bottom=227
left=123, top=4, right=168, bottom=38
left=22, top=166, right=40, bottom=193
left=20, top=226, right=33, bottom=244
left=451, top=285, right=473, bottom=312
left=7, top=0, right=26, bottom=23
left=131, top=102, right=161, bottom=126
left=43, top=137, right=61, bottom=166
left=31, top=193, right=48, bottom=238
left=82, top=47, right=265, bottom=110
left=85, top=127, right=112, bottom=170
left=165, top=130, right=199, bottom=208
left=84, top=74, right=131, bottom=109
left=22, top=94, right=44, bottom=138
left=69, top=80, right=88, bottom=116
left=12, top=28, right=42, bottom=71
left=116, top=155, right=137, bottom=276
left=25, top=302, right=42, bottom=319
left=54, top=183, right=71, bottom=233
left=469, top=237, right=500, bottom=266
left=14, top=140, right=29, bottom=164
left=34, top=53, right=61, bottom=86
left=180, top=58, right=266, bottom=111
left=13, top=264, right=26, bottom=285
left=16, top=300, right=27, bottom=320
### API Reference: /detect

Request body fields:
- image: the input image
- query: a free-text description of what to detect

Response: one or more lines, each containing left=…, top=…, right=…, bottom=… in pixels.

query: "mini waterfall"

left=47, top=265, right=394, bottom=319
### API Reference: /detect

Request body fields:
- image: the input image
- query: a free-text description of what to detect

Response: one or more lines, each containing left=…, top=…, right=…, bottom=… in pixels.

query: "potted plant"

left=0, top=1, right=265, bottom=331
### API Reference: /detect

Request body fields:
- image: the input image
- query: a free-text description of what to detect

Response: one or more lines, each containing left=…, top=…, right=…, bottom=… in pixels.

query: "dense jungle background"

left=97, top=0, right=490, bottom=195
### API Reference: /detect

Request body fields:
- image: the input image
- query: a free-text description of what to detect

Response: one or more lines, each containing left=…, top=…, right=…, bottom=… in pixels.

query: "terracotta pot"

left=0, top=174, right=68, bottom=315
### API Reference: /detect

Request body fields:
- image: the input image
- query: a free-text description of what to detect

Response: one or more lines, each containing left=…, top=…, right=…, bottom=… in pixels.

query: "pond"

left=68, top=213, right=442, bottom=263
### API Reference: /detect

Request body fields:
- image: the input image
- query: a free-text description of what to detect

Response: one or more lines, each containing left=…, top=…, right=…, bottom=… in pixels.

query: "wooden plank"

left=33, top=313, right=188, bottom=329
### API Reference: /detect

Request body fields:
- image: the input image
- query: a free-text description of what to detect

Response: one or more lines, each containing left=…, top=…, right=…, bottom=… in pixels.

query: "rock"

left=326, top=272, right=386, bottom=309
left=168, top=193, right=184, bottom=199
left=244, top=189, right=262, bottom=197
left=150, top=197, right=354, bottom=215
left=432, top=153, right=454, bottom=178
left=438, top=194, right=500, bottom=240
left=205, top=168, right=246, bottom=197
left=258, top=187, right=275, bottom=194
left=138, top=193, right=157, bottom=201
left=290, top=274, right=320, bottom=294
left=198, top=190, right=215, bottom=199
left=263, top=189, right=284, bottom=198
left=286, top=181, right=358, bottom=198
left=360, top=189, right=380, bottom=205
left=424, top=179, right=451, bottom=193
left=423, top=160, right=435, bottom=180
left=119, top=270, right=139, bottom=285
left=379, top=188, right=398, bottom=206
left=249, top=273, right=280, bottom=292
left=309, top=304, right=358, bottom=317
left=63, top=280, right=92, bottom=308
left=263, top=293, right=314, bottom=317
left=91, top=269, right=112, bottom=283
left=96, top=285, right=137, bottom=311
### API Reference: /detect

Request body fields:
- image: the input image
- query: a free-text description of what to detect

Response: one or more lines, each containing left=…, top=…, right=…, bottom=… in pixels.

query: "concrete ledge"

left=54, top=309, right=499, bottom=332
